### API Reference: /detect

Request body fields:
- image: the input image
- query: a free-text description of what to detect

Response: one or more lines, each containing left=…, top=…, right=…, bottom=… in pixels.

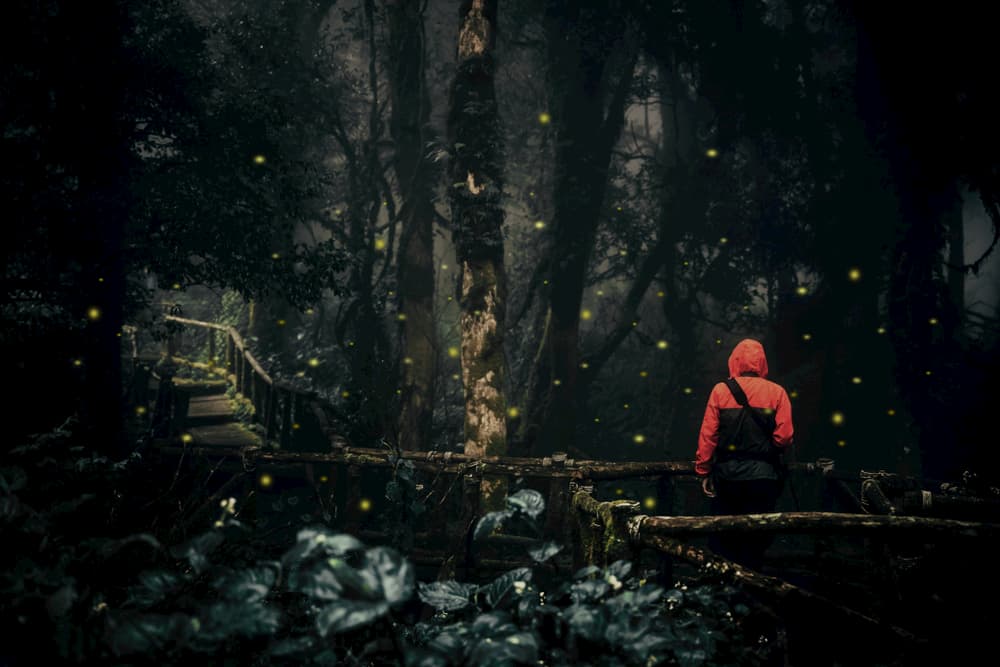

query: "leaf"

left=126, top=570, right=182, bottom=609
left=528, top=541, right=562, bottom=563
left=565, top=604, right=606, bottom=642
left=604, top=559, right=633, bottom=582
left=570, top=579, right=611, bottom=604
left=216, top=562, right=280, bottom=603
left=268, top=635, right=317, bottom=658
left=418, top=580, right=477, bottom=612
left=505, top=489, right=545, bottom=519
left=473, top=509, right=513, bottom=541
left=282, top=528, right=364, bottom=569
left=467, top=632, right=539, bottom=667
left=315, top=599, right=389, bottom=636
left=169, top=531, right=224, bottom=573
left=481, top=568, right=532, bottom=610
left=365, top=546, right=414, bottom=605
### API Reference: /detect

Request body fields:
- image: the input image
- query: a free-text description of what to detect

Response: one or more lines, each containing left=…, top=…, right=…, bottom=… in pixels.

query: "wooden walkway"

left=182, top=390, right=260, bottom=448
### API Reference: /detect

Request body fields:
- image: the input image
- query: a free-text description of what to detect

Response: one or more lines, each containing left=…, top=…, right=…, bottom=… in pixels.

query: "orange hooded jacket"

left=695, top=339, right=794, bottom=480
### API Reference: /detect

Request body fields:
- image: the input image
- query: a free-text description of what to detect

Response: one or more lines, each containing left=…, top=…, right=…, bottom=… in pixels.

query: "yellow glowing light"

left=851, top=376, right=862, bottom=384
left=383, top=201, right=388, bottom=207
left=271, top=252, right=281, bottom=259
left=396, top=389, right=402, bottom=395
left=837, top=440, right=846, bottom=447
left=341, top=390, right=350, bottom=398
left=623, top=403, right=630, bottom=409
left=580, top=362, right=589, bottom=369
left=441, top=263, right=449, bottom=270
left=643, top=497, right=657, bottom=510
left=397, top=313, right=407, bottom=321
left=657, top=291, right=665, bottom=297
left=887, top=408, right=896, bottom=416
left=619, top=249, right=628, bottom=256
left=135, top=406, right=147, bottom=415
left=802, top=333, right=813, bottom=341
left=348, top=341, right=355, bottom=347
left=507, top=406, right=520, bottom=418
left=320, top=475, right=329, bottom=483
left=296, top=371, right=305, bottom=377
left=597, top=290, right=605, bottom=296
left=452, top=374, right=460, bottom=380
left=616, top=488, right=624, bottom=495
left=657, top=340, right=669, bottom=350
left=877, top=327, right=886, bottom=335
left=743, top=305, right=749, bottom=311
left=253, top=154, right=266, bottom=165
left=448, top=346, right=460, bottom=358
left=633, top=434, right=646, bottom=444
left=374, top=238, right=387, bottom=251
left=305, top=309, right=315, bottom=315
left=534, top=220, right=546, bottom=230
left=925, top=370, right=932, bottom=376
left=277, top=319, right=286, bottom=326
left=796, top=286, right=808, bottom=296
left=308, top=358, right=320, bottom=367
left=292, top=423, right=301, bottom=430
left=172, top=283, right=181, bottom=290
left=538, top=112, right=551, bottom=125
left=594, top=417, right=600, bottom=423
left=181, top=433, right=193, bottom=443
left=529, top=191, right=535, bottom=197
left=631, top=321, right=638, bottom=327
left=553, top=379, right=562, bottom=386
left=790, top=390, right=799, bottom=398
left=716, top=338, right=722, bottom=345
left=359, top=498, right=372, bottom=512
left=929, top=317, right=939, bottom=325
left=848, top=268, right=862, bottom=282
left=98, top=277, right=104, bottom=283
left=581, top=309, right=592, bottom=320
left=683, top=387, right=693, bottom=395
left=831, top=411, right=845, bottom=426
left=334, top=209, right=342, bottom=216
left=706, top=148, right=719, bottom=158
left=720, top=237, right=728, bottom=244
left=86, top=307, right=101, bottom=321
left=403, top=357, right=413, bottom=365
left=727, top=444, right=737, bottom=451
left=259, top=473, right=273, bottom=488
left=639, top=371, right=648, bottom=378
left=543, top=280, right=549, bottom=285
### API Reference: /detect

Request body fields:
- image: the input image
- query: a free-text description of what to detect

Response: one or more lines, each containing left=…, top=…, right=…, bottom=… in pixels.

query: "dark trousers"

left=709, top=478, right=782, bottom=571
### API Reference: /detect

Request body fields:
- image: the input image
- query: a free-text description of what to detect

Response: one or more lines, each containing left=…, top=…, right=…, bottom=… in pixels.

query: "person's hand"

left=701, top=476, right=716, bottom=498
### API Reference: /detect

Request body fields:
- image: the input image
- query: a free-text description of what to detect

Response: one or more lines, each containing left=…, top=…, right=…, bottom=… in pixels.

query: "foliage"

left=2, top=428, right=786, bottom=666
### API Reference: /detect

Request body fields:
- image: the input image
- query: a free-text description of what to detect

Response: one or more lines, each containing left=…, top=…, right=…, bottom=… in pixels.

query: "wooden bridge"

left=124, top=314, right=1000, bottom=655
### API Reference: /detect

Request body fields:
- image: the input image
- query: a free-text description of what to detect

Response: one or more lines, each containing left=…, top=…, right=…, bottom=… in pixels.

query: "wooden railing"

left=132, top=314, right=322, bottom=450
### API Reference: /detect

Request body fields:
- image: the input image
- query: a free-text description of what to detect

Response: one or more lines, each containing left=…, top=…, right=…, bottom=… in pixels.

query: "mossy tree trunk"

left=447, top=0, right=507, bottom=510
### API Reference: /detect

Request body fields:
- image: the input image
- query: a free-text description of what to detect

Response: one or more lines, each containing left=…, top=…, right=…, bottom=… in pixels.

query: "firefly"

left=851, top=376, right=862, bottom=384
left=181, top=433, right=193, bottom=443
left=507, top=407, right=520, bottom=418
left=538, top=112, right=551, bottom=125
left=657, top=340, right=669, bottom=350
left=403, top=357, right=413, bottom=365
left=657, top=291, right=665, bottom=298
left=802, top=333, right=812, bottom=341
left=639, top=371, right=648, bottom=378
left=374, top=238, right=387, bottom=250
left=534, top=220, right=546, bottom=230
left=397, top=313, right=407, bottom=321
left=271, top=252, right=281, bottom=260
left=308, top=358, right=320, bottom=367
left=796, top=286, right=808, bottom=296
left=683, top=387, right=693, bottom=395
left=292, top=423, right=300, bottom=430
left=581, top=309, right=592, bottom=320
left=837, top=440, right=847, bottom=447
left=831, top=412, right=845, bottom=426
left=633, top=434, right=646, bottom=444
left=706, top=148, right=719, bottom=158
left=253, top=154, right=266, bottom=165
left=643, top=497, right=657, bottom=510
left=87, top=307, right=101, bottom=321
left=341, top=390, right=350, bottom=398
left=848, top=268, right=862, bottom=282
left=448, top=346, right=460, bottom=358
left=359, top=498, right=372, bottom=512
left=259, top=473, right=273, bottom=488
left=553, top=379, right=562, bottom=386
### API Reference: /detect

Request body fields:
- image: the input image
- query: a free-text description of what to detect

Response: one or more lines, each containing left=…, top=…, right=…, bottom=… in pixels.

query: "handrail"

left=137, top=313, right=319, bottom=448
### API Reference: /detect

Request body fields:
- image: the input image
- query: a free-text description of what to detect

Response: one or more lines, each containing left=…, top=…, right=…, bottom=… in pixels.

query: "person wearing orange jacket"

left=695, top=338, right=794, bottom=571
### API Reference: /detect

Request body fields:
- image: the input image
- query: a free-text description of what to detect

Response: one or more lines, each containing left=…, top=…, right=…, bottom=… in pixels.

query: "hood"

left=728, top=338, right=769, bottom=378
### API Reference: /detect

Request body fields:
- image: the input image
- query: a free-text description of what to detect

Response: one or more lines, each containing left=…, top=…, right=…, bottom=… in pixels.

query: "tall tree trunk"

left=448, top=0, right=508, bottom=509
left=387, top=0, right=437, bottom=451
left=517, top=1, right=635, bottom=457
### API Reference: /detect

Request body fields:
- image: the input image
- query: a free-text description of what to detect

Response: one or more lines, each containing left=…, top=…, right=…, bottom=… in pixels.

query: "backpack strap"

left=723, top=378, right=774, bottom=437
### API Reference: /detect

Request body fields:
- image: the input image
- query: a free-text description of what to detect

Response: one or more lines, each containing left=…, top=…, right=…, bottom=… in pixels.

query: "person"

left=695, top=338, right=794, bottom=571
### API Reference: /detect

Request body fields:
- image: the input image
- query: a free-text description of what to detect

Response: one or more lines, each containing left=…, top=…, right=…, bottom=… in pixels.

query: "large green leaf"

left=126, top=570, right=182, bottom=609
left=216, top=562, right=280, bottom=603
left=565, top=603, right=606, bottom=642
left=506, top=489, right=545, bottom=519
left=473, top=509, right=513, bottom=541
left=467, top=632, right=540, bottom=666
left=481, top=568, right=533, bottom=609
left=315, top=599, right=390, bottom=636
left=418, top=580, right=477, bottom=612
left=528, top=540, right=562, bottom=563
left=365, top=546, right=414, bottom=605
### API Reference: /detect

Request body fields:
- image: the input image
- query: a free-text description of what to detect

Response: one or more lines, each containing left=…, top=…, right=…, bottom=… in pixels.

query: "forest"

left=3, top=0, right=999, bottom=665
